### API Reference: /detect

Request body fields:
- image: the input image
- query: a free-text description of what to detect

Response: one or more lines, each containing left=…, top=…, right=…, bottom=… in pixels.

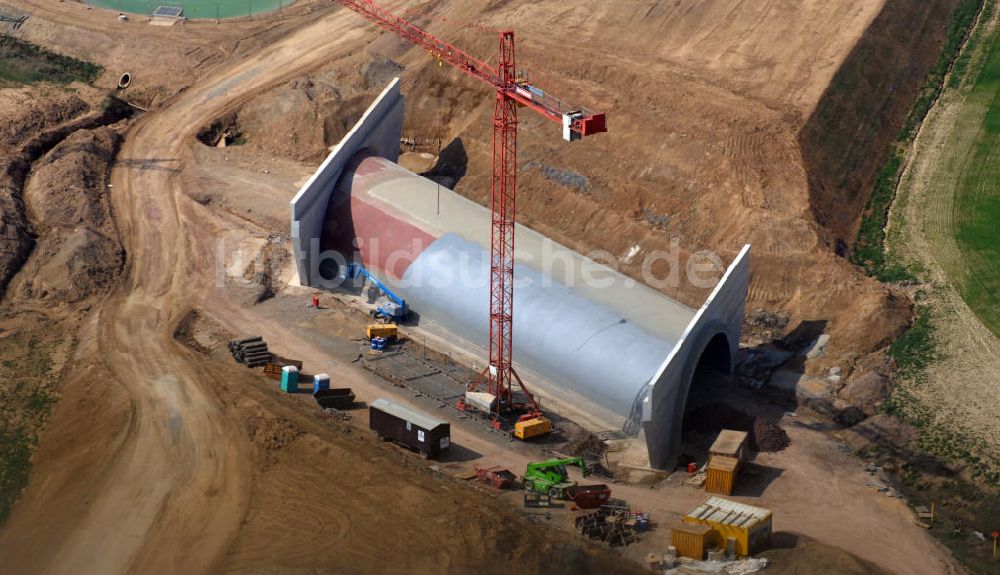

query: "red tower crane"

left=335, top=0, right=608, bottom=421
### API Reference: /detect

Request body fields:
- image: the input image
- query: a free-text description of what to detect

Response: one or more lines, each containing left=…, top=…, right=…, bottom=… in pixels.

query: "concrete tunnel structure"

left=291, top=79, right=750, bottom=470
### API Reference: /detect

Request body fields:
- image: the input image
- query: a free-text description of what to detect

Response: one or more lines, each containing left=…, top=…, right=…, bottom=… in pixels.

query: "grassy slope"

left=0, top=334, right=56, bottom=525
left=0, top=41, right=99, bottom=526
left=953, top=35, right=1000, bottom=336
left=851, top=0, right=985, bottom=281
left=877, top=3, right=1000, bottom=572
left=0, top=36, right=102, bottom=87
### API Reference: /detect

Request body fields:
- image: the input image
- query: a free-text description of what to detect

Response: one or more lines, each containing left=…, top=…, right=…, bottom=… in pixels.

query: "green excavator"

left=523, top=457, right=589, bottom=499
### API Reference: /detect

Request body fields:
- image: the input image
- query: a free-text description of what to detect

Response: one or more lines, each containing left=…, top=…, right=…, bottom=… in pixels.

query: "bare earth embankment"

left=0, top=0, right=982, bottom=573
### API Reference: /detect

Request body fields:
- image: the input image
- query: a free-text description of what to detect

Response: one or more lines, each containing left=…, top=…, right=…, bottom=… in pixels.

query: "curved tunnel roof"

left=327, top=155, right=696, bottom=423
left=290, top=79, right=750, bottom=468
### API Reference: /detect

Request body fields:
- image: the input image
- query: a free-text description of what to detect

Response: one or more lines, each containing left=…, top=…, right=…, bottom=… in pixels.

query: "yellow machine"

left=514, top=414, right=553, bottom=440
left=366, top=323, right=399, bottom=341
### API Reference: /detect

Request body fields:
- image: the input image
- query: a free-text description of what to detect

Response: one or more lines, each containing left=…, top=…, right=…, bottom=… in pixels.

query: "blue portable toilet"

left=280, top=365, right=299, bottom=393
left=313, top=373, right=330, bottom=394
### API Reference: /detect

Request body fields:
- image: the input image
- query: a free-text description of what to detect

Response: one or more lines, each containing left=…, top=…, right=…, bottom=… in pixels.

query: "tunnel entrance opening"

left=679, top=333, right=734, bottom=461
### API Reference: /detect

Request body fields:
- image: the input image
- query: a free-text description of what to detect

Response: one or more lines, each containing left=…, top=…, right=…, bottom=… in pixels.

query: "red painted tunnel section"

left=321, top=153, right=438, bottom=280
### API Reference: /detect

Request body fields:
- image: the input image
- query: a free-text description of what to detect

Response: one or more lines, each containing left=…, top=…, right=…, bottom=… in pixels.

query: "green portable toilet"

left=280, top=366, right=299, bottom=393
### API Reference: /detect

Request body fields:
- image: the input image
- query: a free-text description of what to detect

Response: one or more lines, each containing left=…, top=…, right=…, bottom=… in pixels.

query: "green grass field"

left=0, top=36, right=102, bottom=86
left=953, top=29, right=1000, bottom=336
left=85, top=0, right=287, bottom=19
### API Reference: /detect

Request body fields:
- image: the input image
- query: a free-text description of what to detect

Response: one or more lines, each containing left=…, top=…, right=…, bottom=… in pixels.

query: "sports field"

left=953, top=26, right=1000, bottom=336
left=85, top=0, right=287, bottom=19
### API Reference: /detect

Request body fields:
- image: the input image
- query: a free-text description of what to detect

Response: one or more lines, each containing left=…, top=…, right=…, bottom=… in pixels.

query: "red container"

left=687, top=462, right=697, bottom=473
left=475, top=467, right=516, bottom=490
left=565, top=484, right=611, bottom=509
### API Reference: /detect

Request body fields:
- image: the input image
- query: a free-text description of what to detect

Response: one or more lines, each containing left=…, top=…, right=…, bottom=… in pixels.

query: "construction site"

left=1, top=0, right=999, bottom=574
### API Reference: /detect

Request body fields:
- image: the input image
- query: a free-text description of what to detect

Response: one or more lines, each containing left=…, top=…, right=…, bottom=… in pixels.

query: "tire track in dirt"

left=0, top=10, right=374, bottom=573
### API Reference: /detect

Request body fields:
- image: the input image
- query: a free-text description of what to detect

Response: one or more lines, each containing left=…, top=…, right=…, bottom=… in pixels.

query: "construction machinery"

left=0, top=13, right=28, bottom=32
left=523, top=456, right=589, bottom=499
left=366, top=323, right=399, bottom=341
left=513, top=412, right=553, bottom=440
left=333, top=0, right=607, bottom=425
left=345, top=263, right=408, bottom=322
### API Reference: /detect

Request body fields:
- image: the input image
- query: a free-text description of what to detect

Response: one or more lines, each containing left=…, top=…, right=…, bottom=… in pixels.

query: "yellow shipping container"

left=671, top=522, right=713, bottom=560
left=705, top=430, right=748, bottom=495
left=705, top=456, right=739, bottom=495
left=514, top=416, right=552, bottom=440
left=683, top=496, right=772, bottom=557
left=709, top=430, right=749, bottom=465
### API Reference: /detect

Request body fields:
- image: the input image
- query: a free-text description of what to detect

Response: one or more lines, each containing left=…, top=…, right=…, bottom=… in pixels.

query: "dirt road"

left=2, top=9, right=366, bottom=573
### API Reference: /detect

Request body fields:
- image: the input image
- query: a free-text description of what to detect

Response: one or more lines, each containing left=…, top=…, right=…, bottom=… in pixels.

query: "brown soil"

left=761, top=533, right=889, bottom=575
left=0, top=1, right=975, bottom=574
left=0, top=87, right=92, bottom=295
left=11, top=125, right=124, bottom=302
left=236, top=68, right=384, bottom=163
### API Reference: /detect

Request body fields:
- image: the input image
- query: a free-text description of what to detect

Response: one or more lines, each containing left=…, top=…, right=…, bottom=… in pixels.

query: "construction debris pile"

left=229, top=335, right=272, bottom=367
left=655, top=555, right=769, bottom=574
left=751, top=419, right=790, bottom=452
left=688, top=403, right=790, bottom=453
left=574, top=504, right=646, bottom=547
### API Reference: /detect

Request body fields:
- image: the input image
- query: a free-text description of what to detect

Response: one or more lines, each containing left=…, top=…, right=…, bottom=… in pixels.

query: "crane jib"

left=338, top=0, right=606, bottom=137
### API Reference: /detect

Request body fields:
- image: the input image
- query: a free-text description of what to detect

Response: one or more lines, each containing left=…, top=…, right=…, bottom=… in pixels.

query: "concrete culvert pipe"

left=118, top=73, right=131, bottom=90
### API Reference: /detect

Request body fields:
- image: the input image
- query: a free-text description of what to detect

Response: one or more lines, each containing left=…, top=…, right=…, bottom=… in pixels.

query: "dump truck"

left=523, top=456, right=589, bottom=499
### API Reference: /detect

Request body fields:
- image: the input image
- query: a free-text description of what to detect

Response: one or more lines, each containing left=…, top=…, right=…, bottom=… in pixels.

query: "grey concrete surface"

left=398, top=232, right=671, bottom=420
left=635, top=244, right=751, bottom=469
left=345, top=155, right=697, bottom=343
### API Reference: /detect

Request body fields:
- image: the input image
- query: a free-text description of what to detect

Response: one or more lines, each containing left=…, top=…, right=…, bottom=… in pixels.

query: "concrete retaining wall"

left=290, top=78, right=404, bottom=286
left=635, top=244, right=751, bottom=469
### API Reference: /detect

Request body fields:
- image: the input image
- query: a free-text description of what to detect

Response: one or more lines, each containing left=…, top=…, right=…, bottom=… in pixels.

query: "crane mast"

left=334, top=0, right=607, bottom=421
left=489, top=30, right=519, bottom=416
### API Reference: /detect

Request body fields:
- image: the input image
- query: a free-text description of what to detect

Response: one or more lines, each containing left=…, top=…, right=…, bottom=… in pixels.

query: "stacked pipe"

left=228, top=336, right=273, bottom=367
